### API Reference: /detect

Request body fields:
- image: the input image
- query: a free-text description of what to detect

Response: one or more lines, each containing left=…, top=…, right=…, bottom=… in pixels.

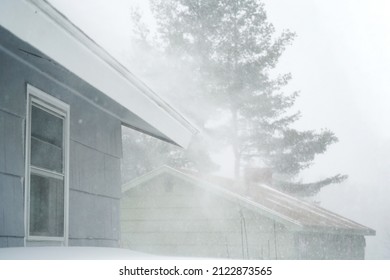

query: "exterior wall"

left=0, top=38, right=122, bottom=247
left=295, top=232, right=366, bottom=260
left=0, top=46, right=26, bottom=247
left=121, top=175, right=296, bottom=259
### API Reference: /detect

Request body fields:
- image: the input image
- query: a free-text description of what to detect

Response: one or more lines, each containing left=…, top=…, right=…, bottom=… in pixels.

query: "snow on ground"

left=0, top=247, right=175, bottom=260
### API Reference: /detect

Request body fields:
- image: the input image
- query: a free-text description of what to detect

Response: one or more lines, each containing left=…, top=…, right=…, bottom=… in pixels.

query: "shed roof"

left=122, top=166, right=375, bottom=236
left=0, top=0, right=196, bottom=147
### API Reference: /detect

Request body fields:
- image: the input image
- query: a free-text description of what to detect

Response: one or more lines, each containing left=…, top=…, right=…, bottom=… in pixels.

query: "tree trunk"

left=231, top=2, right=240, bottom=180
left=231, top=107, right=240, bottom=179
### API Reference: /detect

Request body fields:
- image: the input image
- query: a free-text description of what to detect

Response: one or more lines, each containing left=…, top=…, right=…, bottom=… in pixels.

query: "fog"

left=49, top=0, right=390, bottom=259
left=263, top=0, right=390, bottom=259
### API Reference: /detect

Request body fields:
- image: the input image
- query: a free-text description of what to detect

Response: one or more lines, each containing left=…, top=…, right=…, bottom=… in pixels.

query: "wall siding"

left=0, top=52, right=26, bottom=117
left=120, top=176, right=295, bottom=259
left=0, top=110, right=24, bottom=177
left=0, top=174, right=24, bottom=238
left=296, top=233, right=366, bottom=260
left=121, top=175, right=367, bottom=259
left=0, top=237, right=24, bottom=247
left=0, top=69, right=25, bottom=243
left=0, top=39, right=122, bottom=248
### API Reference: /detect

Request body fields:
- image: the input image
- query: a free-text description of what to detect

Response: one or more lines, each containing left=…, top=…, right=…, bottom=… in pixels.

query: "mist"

left=48, top=0, right=390, bottom=259
left=263, top=0, right=390, bottom=259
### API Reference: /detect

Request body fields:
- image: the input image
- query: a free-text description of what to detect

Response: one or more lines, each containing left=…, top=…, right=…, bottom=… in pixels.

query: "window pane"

left=29, top=174, right=64, bottom=237
left=31, top=105, right=63, bottom=173
left=31, top=137, right=63, bottom=173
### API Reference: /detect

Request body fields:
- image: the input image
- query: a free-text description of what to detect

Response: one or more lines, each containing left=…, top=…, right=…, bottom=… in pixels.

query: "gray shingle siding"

left=0, top=35, right=122, bottom=248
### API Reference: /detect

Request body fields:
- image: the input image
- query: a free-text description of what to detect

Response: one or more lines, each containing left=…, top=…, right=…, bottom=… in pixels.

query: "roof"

left=0, top=0, right=197, bottom=147
left=122, top=166, right=375, bottom=236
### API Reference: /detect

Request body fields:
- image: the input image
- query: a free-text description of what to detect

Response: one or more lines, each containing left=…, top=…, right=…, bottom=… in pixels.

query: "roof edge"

left=33, top=0, right=198, bottom=136
left=122, top=166, right=376, bottom=236
left=0, top=0, right=197, bottom=147
left=122, top=165, right=303, bottom=230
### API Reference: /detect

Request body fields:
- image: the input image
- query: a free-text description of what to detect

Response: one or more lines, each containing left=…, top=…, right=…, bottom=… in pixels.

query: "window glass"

left=30, top=105, right=63, bottom=173
left=29, top=174, right=64, bottom=237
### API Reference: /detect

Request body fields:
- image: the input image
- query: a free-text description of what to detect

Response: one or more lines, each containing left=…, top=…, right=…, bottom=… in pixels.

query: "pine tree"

left=121, top=7, right=219, bottom=181
left=124, top=0, right=347, bottom=196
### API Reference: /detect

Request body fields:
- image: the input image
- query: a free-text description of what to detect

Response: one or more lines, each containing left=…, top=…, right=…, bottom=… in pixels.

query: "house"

left=0, top=0, right=196, bottom=248
left=121, top=166, right=375, bottom=259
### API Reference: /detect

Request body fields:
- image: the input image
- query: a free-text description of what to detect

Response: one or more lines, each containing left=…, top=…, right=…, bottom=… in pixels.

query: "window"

left=25, top=85, right=69, bottom=244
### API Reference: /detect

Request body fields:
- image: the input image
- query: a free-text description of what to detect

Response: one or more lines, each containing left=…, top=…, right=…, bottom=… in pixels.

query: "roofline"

left=256, top=183, right=376, bottom=236
left=302, top=225, right=375, bottom=236
left=34, top=0, right=198, bottom=135
left=122, top=166, right=303, bottom=230
left=122, top=166, right=376, bottom=236
left=0, top=0, right=197, bottom=147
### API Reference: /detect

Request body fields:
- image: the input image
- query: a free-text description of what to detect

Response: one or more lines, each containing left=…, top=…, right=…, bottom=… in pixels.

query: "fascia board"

left=0, top=0, right=196, bottom=148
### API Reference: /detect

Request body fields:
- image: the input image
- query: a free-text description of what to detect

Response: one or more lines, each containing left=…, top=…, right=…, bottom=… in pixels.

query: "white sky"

left=49, top=0, right=390, bottom=259
left=263, top=0, right=390, bottom=259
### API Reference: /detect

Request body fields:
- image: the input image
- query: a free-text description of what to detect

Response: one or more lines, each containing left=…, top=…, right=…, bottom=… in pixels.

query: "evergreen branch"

left=273, top=174, right=348, bottom=197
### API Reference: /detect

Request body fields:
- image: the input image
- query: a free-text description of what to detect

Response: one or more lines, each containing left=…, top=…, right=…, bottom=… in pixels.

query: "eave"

left=0, top=0, right=197, bottom=148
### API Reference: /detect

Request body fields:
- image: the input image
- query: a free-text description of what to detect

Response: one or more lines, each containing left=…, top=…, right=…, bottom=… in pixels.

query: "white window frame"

left=24, top=84, right=70, bottom=246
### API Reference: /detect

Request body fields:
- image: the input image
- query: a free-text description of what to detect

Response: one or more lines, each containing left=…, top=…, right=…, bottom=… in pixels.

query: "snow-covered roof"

left=0, top=0, right=197, bottom=147
left=122, top=166, right=375, bottom=236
